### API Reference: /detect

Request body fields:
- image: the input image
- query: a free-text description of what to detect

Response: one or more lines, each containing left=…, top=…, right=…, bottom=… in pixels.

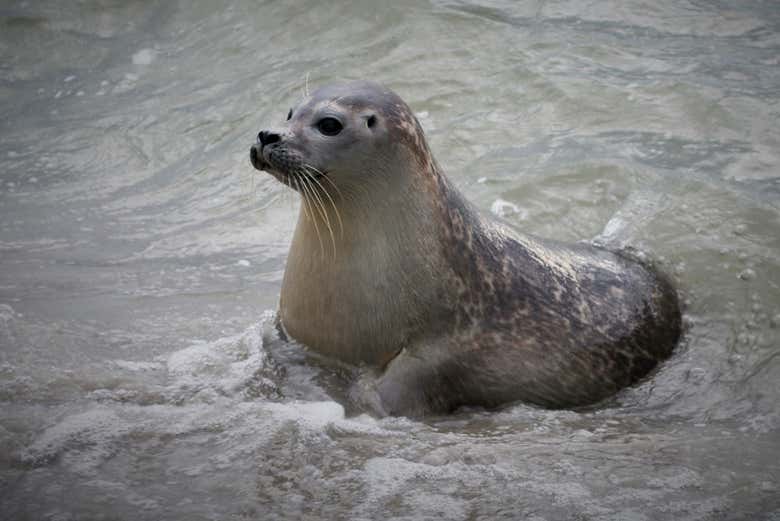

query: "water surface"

left=1, top=1, right=779, bottom=519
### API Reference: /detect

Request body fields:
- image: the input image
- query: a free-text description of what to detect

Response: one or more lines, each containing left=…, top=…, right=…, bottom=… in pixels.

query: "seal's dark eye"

left=286, top=108, right=293, bottom=121
left=317, top=117, right=343, bottom=136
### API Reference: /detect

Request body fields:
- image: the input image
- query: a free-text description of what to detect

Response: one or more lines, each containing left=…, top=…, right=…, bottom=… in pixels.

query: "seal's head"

left=250, top=81, right=431, bottom=192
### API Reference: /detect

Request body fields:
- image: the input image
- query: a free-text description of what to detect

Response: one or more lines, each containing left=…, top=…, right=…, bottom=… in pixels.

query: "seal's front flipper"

left=370, top=345, right=467, bottom=417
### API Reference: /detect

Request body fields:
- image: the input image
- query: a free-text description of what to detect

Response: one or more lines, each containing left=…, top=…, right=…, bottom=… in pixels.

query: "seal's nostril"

left=250, top=145, right=258, bottom=165
left=258, top=130, right=281, bottom=147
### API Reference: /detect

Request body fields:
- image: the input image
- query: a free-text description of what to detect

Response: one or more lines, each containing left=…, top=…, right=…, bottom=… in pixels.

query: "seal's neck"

left=279, top=161, right=464, bottom=367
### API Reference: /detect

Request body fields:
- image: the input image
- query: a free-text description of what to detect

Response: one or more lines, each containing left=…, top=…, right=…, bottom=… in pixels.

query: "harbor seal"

left=249, top=80, right=681, bottom=416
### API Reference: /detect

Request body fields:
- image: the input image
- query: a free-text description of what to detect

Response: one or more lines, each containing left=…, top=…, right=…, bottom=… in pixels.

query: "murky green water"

left=1, top=1, right=778, bottom=519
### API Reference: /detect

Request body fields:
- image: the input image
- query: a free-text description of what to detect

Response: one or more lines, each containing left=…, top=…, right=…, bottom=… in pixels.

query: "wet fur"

left=253, top=81, right=681, bottom=416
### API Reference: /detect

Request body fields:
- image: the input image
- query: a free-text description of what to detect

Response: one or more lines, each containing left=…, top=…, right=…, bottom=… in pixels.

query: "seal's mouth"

left=249, top=144, right=267, bottom=171
left=249, top=144, right=289, bottom=187
left=249, top=144, right=328, bottom=183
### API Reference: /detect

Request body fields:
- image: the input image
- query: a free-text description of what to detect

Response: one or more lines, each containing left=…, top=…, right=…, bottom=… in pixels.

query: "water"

left=1, top=0, right=779, bottom=519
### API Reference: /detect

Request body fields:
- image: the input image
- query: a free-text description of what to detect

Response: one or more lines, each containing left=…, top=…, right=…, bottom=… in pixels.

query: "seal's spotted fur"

left=251, top=81, right=681, bottom=416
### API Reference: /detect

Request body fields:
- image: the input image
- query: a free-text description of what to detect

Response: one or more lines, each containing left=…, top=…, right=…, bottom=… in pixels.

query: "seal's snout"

left=249, top=144, right=263, bottom=170
left=251, top=130, right=282, bottom=171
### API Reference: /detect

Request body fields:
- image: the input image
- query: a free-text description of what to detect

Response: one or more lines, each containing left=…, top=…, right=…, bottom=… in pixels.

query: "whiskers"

left=292, top=164, right=344, bottom=260
left=300, top=72, right=311, bottom=99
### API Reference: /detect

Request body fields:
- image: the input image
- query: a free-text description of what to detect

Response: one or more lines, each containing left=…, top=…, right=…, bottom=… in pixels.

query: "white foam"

left=15, top=317, right=398, bottom=482
left=111, top=360, right=163, bottom=372
left=132, top=48, right=156, bottom=66
left=18, top=407, right=131, bottom=469
left=355, top=457, right=468, bottom=519
left=165, top=323, right=273, bottom=401
left=262, top=400, right=345, bottom=429
left=490, top=198, right=526, bottom=219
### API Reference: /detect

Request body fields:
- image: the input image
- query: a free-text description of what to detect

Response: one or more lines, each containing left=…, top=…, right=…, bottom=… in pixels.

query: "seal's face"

left=250, top=81, right=423, bottom=191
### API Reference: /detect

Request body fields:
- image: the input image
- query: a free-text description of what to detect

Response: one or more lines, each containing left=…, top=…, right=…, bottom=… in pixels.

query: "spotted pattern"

left=262, top=81, right=682, bottom=416
left=351, top=84, right=681, bottom=415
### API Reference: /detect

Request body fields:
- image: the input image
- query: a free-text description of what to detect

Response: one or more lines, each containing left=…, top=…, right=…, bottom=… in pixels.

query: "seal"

left=250, top=80, right=681, bottom=416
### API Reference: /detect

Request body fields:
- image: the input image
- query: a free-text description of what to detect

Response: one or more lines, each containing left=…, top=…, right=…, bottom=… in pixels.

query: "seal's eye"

left=317, top=117, right=343, bottom=136
left=286, top=108, right=293, bottom=121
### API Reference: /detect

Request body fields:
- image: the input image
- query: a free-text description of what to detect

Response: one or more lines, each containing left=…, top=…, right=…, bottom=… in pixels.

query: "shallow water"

left=1, top=0, right=779, bottom=519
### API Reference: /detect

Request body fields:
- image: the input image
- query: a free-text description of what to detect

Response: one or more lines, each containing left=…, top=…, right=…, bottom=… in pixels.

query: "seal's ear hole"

left=366, top=115, right=376, bottom=128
